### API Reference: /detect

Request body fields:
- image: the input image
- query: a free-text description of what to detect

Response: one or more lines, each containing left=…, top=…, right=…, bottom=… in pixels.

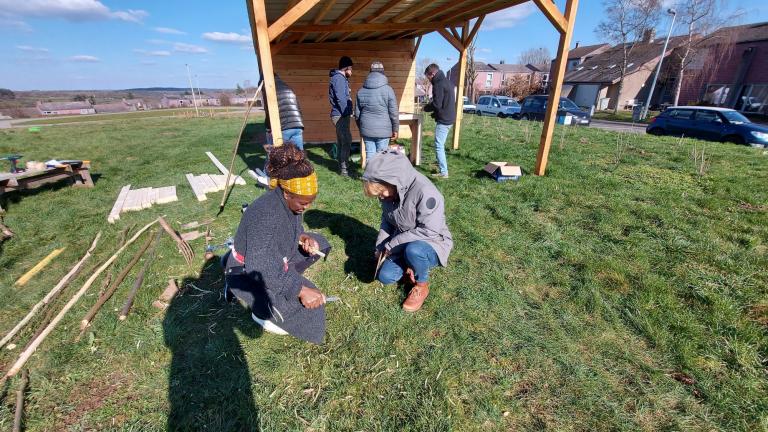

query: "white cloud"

left=482, top=3, right=536, bottom=31
left=173, top=43, right=208, bottom=54
left=69, top=55, right=100, bottom=62
left=202, top=31, right=252, bottom=44
left=16, top=45, right=49, bottom=53
left=146, top=39, right=169, bottom=45
left=478, top=48, right=492, bottom=53
left=0, top=13, right=32, bottom=31
left=155, top=26, right=186, bottom=35
left=0, top=0, right=148, bottom=23
left=149, top=50, right=171, bottom=57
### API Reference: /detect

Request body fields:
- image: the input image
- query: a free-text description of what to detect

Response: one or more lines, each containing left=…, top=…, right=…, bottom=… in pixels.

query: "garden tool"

left=158, top=217, right=194, bottom=265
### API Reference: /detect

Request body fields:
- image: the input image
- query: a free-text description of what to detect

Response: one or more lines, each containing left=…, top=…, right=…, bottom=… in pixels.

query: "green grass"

left=592, top=109, right=660, bottom=124
left=14, top=107, right=246, bottom=126
left=0, top=115, right=766, bottom=431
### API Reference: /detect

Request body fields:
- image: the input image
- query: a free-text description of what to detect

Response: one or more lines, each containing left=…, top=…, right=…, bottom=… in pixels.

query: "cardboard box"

left=483, top=162, right=522, bottom=182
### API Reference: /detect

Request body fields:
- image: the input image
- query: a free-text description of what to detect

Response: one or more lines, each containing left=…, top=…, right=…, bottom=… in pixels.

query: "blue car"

left=519, top=95, right=591, bottom=125
left=646, top=106, right=768, bottom=147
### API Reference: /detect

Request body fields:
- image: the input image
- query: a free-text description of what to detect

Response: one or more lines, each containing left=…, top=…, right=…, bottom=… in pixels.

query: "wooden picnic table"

left=0, top=162, right=93, bottom=195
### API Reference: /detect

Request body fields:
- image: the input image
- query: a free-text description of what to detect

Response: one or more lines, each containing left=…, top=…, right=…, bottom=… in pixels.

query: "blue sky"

left=1, top=0, right=767, bottom=90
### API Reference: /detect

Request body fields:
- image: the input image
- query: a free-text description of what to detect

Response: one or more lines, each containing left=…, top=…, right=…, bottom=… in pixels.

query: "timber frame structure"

left=247, top=0, right=579, bottom=175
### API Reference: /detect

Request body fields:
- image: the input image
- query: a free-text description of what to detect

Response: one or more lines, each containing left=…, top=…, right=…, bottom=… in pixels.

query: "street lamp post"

left=641, top=8, right=677, bottom=119
left=185, top=64, right=199, bottom=117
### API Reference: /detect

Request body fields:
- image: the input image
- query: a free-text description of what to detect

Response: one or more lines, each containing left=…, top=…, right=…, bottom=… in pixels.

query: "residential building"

left=565, top=43, right=610, bottom=71
left=672, top=21, right=768, bottom=116
left=36, top=101, right=95, bottom=116
left=447, top=61, right=550, bottom=100
left=93, top=98, right=147, bottom=114
left=563, top=33, right=688, bottom=110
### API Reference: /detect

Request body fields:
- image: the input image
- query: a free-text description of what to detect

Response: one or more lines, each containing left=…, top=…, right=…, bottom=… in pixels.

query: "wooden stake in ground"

left=14, top=247, right=66, bottom=287
left=218, top=81, right=263, bottom=214
left=12, top=368, right=29, bottom=432
left=78, top=229, right=156, bottom=334
left=119, top=229, right=164, bottom=321
left=0, top=233, right=101, bottom=349
left=2, top=218, right=158, bottom=381
left=153, top=279, right=180, bottom=311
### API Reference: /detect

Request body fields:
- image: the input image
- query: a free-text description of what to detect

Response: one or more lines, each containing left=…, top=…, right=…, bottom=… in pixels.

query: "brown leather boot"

left=402, top=282, right=429, bottom=312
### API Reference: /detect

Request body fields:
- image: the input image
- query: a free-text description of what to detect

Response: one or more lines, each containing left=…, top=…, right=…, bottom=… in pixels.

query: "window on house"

left=736, top=84, right=768, bottom=114
left=485, top=73, right=493, bottom=88
left=703, top=84, right=730, bottom=106
left=608, top=64, right=616, bottom=69
left=627, top=63, right=634, bottom=68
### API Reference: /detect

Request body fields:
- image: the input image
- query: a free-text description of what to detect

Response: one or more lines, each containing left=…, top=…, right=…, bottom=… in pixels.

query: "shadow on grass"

left=303, top=209, right=378, bottom=283
left=163, top=256, right=262, bottom=431
left=236, top=122, right=268, bottom=174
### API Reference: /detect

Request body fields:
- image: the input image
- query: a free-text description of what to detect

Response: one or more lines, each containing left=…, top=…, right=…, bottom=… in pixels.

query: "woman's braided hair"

left=267, top=143, right=314, bottom=180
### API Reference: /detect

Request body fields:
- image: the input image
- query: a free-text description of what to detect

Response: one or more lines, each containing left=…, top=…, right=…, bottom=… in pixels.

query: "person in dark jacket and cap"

left=355, top=61, right=399, bottom=163
left=362, top=150, right=453, bottom=312
left=422, top=63, right=456, bottom=179
left=328, top=56, right=354, bottom=176
left=224, top=144, right=331, bottom=344
left=263, top=74, right=305, bottom=149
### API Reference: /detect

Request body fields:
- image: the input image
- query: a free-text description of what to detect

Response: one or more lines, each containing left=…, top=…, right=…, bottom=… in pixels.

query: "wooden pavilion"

left=247, top=0, right=579, bottom=175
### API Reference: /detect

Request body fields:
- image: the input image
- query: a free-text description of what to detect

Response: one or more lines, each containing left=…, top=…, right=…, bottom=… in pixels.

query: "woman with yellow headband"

left=223, top=144, right=330, bottom=344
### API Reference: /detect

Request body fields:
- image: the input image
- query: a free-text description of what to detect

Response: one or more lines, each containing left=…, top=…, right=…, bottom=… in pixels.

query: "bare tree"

left=416, top=57, right=438, bottom=101
left=667, top=0, right=737, bottom=105
left=501, top=74, right=543, bottom=99
left=596, top=0, right=661, bottom=113
left=517, top=47, right=551, bottom=68
left=465, top=41, right=479, bottom=102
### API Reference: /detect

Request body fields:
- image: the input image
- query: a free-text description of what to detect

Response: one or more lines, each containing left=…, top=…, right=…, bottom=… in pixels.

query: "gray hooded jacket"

left=362, top=151, right=453, bottom=266
left=355, top=71, right=398, bottom=139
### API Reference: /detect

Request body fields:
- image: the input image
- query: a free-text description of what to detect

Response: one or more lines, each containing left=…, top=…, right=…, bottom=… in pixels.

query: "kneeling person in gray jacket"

left=362, top=150, right=453, bottom=312
left=355, top=61, right=398, bottom=162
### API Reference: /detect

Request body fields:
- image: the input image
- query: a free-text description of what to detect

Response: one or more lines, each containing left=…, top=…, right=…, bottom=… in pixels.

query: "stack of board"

left=185, top=174, right=245, bottom=201
left=108, top=185, right=178, bottom=223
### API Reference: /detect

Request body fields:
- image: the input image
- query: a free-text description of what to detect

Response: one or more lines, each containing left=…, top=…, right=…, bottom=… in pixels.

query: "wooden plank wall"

left=273, top=39, right=416, bottom=143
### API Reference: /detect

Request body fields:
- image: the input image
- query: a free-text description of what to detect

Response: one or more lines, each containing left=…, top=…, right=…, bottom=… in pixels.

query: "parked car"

left=646, top=106, right=768, bottom=146
left=462, top=96, right=476, bottom=114
left=519, top=95, right=591, bottom=125
left=475, top=95, right=521, bottom=118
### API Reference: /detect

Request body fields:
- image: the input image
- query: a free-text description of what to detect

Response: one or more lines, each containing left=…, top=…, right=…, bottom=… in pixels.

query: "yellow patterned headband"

left=269, top=172, right=318, bottom=196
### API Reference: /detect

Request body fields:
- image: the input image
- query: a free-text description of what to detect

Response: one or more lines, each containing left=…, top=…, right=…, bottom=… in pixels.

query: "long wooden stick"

left=218, top=81, right=264, bottom=214
left=3, top=218, right=158, bottom=380
left=12, top=368, right=29, bottom=432
left=0, top=233, right=101, bottom=349
left=14, top=247, right=66, bottom=287
left=79, top=229, right=156, bottom=332
left=119, top=229, right=164, bottom=320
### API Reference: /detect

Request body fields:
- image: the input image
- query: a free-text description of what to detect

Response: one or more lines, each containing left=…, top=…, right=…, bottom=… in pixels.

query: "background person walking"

left=355, top=61, right=398, bottom=162
left=329, top=56, right=354, bottom=176
left=422, top=64, right=455, bottom=179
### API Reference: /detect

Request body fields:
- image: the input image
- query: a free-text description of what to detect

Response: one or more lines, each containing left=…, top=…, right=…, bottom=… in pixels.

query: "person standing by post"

left=329, top=56, right=354, bottom=176
left=263, top=74, right=305, bottom=149
left=355, top=61, right=399, bottom=163
left=422, top=64, right=455, bottom=179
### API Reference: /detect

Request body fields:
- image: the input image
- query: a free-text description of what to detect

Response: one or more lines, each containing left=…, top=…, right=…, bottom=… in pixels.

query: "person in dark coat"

left=422, top=64, right=456, bottom=178
left=362, top=150, right=453, bottom=312
left=328, top=56, right=354, bottom=176
left=355, top=61, right=399, bottom=163
left=224, top=144, right=330, bottom=344
left=263, top=74, right=305, bottom=149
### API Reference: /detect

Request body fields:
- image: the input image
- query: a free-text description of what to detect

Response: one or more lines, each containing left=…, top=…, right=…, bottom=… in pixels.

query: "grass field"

left=13, top=107, right=246, bottom=126
left=591, top=109, right=660, bottom=124
left=0, top=114, right=766, bottom=431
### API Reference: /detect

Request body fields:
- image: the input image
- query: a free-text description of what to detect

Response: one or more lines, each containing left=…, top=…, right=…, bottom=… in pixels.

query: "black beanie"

left=338, top=56, right=353, bottom=70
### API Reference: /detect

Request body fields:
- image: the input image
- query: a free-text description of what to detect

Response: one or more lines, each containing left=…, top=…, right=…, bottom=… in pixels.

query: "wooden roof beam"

left=532, top=0, right=567, bottom=33
left=396, top=0, right=494, bottom=39
left=316, top=0, right=377, bottom=42
left=464, top=14, right=485, bottom=45
left=390, top=1, right=435, bottom=23
left=298, top=0, right=337, bottom=42
left=267, top=0, right=322, bottom=41
left=289, top=22, right=448, bottom=34
left=438, top=28, right=464, bottom=52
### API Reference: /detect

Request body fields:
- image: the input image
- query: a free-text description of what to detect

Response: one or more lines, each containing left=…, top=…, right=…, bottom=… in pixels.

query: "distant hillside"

left=125, top=87, right=226, bottom=92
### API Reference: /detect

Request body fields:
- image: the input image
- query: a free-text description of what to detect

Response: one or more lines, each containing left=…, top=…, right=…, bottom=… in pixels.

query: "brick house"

left=447, top=61, right=550, bottom=101
left=565, top=43, right=610, bottom=71
left=670, top=21, right=768, bottom=116
left=36, top=101, right=95, bottom=116
left=563, top=34, right=687, bottom=110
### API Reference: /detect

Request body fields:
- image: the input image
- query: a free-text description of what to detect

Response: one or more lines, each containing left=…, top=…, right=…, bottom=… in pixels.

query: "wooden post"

left=452, top=40, right=468, bottom=150
left=247, top=0, right=283, bottom=146
left=534, top=0, right=578, bottom=176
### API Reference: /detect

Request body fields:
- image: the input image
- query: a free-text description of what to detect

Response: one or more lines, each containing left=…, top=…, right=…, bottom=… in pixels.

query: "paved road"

left=589, top=119, right=647, bottom=134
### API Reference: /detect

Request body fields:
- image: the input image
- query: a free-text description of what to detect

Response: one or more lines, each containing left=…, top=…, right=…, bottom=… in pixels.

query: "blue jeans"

left=363, top=136, right=390, bottom=161
left=378, top=241, right=440, bottom=285
left=434, top=123, right=451, bottom=175
left=282, top=128, right=304, bottom=150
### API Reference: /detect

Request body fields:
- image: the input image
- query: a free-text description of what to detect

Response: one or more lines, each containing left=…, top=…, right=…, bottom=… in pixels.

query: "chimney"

left=500, top=59, right=505, bottom=64
left=642, top=28, right=656, bottom=43
left=575, top=41, right=580, bottom=49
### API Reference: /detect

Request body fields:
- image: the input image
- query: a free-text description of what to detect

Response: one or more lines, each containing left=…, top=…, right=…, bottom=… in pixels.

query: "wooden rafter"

left=271, top=32, right=301, bottom=54
left=267, top=0, right=322, bottom=41
left=438, top=28, right=464, bottom=52
left=366, top=0, right=404, bottom=23
left=289, top=21, right=448, bottom=34
left=449, top=26, right=461, bottom=41
left=464, top=14, right=485, bottom=45
left=298, top=0, right=337, bottom=42
left=533, top=0, right=567, bottom=33
left=397, top=0, right=495, bottom=39
left=316, top=0, right=376, bottom=42
left=390, top=1, right=435, bottom=23
left=411, top=35, right=422, bottom=59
